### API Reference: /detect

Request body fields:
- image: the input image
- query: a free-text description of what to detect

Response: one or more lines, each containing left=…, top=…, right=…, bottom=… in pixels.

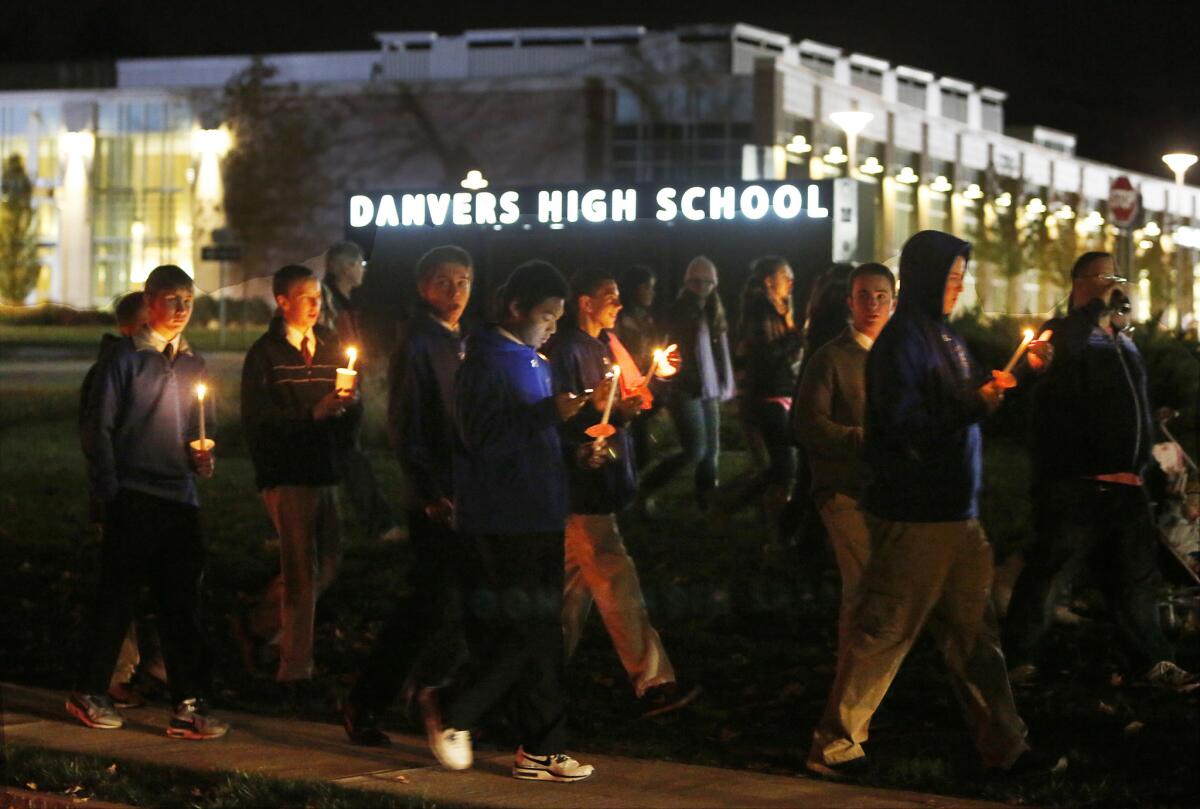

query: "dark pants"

left=350, top=509, right=467, bottom=714
left=640, top=396, right=720, bottom=502
left=444, top=531, right=566, bottom=755
left=1004, top=479, right=1173, bottom=670
left=749, top=400, right=797, bottom=487
left=77, top=489, right=211, bottom=705
left=335, top=419, right=396, bottom=538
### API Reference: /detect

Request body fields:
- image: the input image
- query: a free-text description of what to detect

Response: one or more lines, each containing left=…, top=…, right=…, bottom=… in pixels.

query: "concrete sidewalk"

left=2, top=682, right=1010, bottom=808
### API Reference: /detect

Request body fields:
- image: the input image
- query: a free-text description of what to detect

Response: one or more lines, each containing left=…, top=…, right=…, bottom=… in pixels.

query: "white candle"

left=1002, top=329, right=1035, bottom=374
left=599, top=364, right=621, bottom=426
left=195, top=383, right=207, bottom=444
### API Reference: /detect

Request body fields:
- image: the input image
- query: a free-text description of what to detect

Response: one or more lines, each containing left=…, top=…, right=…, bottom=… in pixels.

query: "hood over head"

left=896, top=230, right=972, bottom=320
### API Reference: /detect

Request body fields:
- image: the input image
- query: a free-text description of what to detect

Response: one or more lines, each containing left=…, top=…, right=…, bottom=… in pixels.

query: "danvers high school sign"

left=348, top=181, right=831, bottom=230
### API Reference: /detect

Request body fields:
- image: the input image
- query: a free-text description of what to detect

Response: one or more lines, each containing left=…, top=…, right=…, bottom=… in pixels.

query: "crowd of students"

left=65, top=229, right=1196, bottom=784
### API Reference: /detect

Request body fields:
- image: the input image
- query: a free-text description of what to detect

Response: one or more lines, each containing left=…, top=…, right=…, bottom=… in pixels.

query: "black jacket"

left=387, top=308, right=465, bottom=508
left=862, top=230, right=989, bottom=522
left=661, top=290, right=733, bottom=400
left=1030, top=298, right=1154, bottom=484
left=546, top=326, right=638, bottom=514
left=736, top=296, right=803, bottom=399
left=240, top=317, right=357, bottom=490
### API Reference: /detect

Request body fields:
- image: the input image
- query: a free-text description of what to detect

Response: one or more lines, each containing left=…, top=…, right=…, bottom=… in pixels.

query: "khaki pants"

left=250, top=485, right=341, bottom=681
left=810, top=517, right=1028, bottom=769
left=563, top=513, right=674, bottom=697
left=818, top=494, right=873, bottom=654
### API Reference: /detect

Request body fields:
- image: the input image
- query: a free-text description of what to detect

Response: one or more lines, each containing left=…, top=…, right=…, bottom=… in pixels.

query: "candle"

left=346, top=346, right=358, bottom=372
left=336, top=346, right=359, bottom=394
left=1002, top=329, right=1035, bottom=374
left=649, top=343, right=679, bottom=379
left=600, top=364, right=621, bottom=426
left=195, top=383, right=207, bottom=445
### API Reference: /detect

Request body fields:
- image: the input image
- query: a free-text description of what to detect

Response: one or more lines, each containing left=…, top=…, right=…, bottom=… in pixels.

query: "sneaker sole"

left=166, top=725, right=228, bottom=740
left=512, top=766, right=594, bottom=782
left=66, top=699, right=123, bottom=730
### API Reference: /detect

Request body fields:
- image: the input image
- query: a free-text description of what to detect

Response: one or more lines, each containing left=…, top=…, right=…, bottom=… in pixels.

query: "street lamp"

left=1161, top=152, right=1197, bottom=327
left=461, top=170, right=488, bottom=190
left=829, top=111, right=874, bottom=178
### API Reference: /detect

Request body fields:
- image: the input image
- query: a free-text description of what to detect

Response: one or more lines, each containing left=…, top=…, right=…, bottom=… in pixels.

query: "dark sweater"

left=862, top=231, right=989, bottom=523
left=452, top=326, right=568, bottom=535
left=546, top=326, right=638, bottom=514
left=80, top=329, right=212, bottom=506
left=240, top=317, right=356, bottom=490
left=79, top=333, right=122, bottom=427
left=793, top=327, right=869, bottom=503
left=1030, top=298, right=1154, bottom=484
left=388, top=308, right=465, bottom=508
left=737, top=296, right=804, bottom=400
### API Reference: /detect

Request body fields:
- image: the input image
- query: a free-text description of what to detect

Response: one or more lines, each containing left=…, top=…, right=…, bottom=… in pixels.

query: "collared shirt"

left=142, top=326, right=183, bottom=357
left=850, top=325, right=875, bottom=352
left=285, top=323, right=316, bottom=354
left=433, top=315, right=461, bottom=336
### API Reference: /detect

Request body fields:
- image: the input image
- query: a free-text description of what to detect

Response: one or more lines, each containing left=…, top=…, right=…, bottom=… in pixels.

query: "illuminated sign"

left=347, top=182, right=830, bottom=230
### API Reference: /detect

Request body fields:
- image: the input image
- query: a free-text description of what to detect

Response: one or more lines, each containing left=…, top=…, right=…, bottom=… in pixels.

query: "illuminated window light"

left=929, top=175, right=952, bottom=193
left=859, top=156, right=884, bottom=175
left=895, top=166, right=919, bottom=184
left=785, top=135, right=812, bottom=154
left=823, top=146, right=848, bottom=165
left=461, top=170, right=488, bottom=191
left=963, top=183, right=984, bottom=200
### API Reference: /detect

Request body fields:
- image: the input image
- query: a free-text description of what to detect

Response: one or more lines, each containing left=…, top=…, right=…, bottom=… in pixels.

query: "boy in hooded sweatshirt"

left=807, top=231, right=1045, bottom=778
left=425, top=260, right=596, bottom=783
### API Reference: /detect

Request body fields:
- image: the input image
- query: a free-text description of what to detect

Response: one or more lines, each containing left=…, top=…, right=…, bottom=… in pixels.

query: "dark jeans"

left=335, top=420, right=397, bottom=537
left=77, top=489, right=212, bottom=705
left=640, top=396, right=720, bottom=501
left=1004, top=479, right=1173, bottom=670
left=350, top=509, right=467, bottom=714
left=749, top=400, right=797, bottom=487
left=630, top=399, right=664, bottom=470
left=444, top=531, right=566, bottom=755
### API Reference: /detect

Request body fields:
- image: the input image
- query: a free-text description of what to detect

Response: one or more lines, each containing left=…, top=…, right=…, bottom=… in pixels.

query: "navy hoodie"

left=388, top=307, right=466, bottom=509
left=545, top=326, right=638, bottom=514
left=452, top=326, right=568, bottom=535
left=862, top=231, right=988, bottom=522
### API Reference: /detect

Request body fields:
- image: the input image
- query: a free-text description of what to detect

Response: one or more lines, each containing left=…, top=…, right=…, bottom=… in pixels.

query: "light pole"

left=1162, top=152, right=1197, bottom=327
left=829, top=111, right=874, bottom=179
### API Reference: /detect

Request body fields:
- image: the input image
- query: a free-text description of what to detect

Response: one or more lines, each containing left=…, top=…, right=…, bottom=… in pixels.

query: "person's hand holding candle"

left=1025, top=330, right=1054, bottom=372
left=649, top=344, right=680, bottom=379
left=336, top=346, right=359, bottom=397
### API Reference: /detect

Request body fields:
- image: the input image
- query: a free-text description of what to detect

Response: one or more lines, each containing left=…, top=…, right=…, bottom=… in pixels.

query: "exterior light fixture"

left=1162, top=153, right=1198, bottom=183
left=829, top=111, right=874, bottom=178
left=785, top=135, right=812, bottom=154
left=963, top=183, right=984, bottom=200
left=994, top=192, right=1012, bottom=208
left=895, top=166, right=919, bottom=184
left=1025, top=197, right=1046, bottom=215
left=1144, top=221, right=1161, bottom=237
left=461, top=170, right=488, bottom=190
left=859, top=156, right=884, bottom=175
left=130, top=220, right=145, bottom=240
left=823, top=146, right=848, bottom=165
left=1055, top=205, right=1075, bottom=220
left=929, top=175, right=953, bottom=193
left=192, top=127, right=232, bottom=157
left=1138, top=239, right=1154, bottom=250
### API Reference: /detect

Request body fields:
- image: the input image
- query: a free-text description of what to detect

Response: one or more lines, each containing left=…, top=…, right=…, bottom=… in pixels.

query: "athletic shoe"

left=66, top=692, right=124, bottom=730
left=639, top=681, right=702, bottom=718
left=805, top=756, right=867, bottom=781
left=430, top=728, right=473, bottom=770
left=1145, top=660, right=1198, bottom=690
left=167, top=698, right=229, bottom=740
left=342, top=701, right=390, bottom=747
left=512, top=748, right=595, bottom=782
left=107, top=682, right=145, bottom=709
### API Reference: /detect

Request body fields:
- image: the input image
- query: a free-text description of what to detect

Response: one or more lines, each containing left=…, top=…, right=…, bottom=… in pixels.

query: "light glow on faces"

left=943, top=257, right=966, bottom=315
left=148, top=287, right=195, bottom=339
left=277, top=277, right=322, bottom=331
left=581, top=280, right=622, bottom=332
left=849, top=273, right=895, bottom=339
left=507, top=297, right=565, bottom=349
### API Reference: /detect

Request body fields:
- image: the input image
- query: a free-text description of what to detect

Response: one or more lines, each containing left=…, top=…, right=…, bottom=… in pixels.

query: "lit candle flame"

left=652, top=344, right=679, bottom=378
left=195, top=383, right=207, bottom=401
left=1001, top=329, right=1036, bottom=375
left=346, top=346, right=358, bottom=372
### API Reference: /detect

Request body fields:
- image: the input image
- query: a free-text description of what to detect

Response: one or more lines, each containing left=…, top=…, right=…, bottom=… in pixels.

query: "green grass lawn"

left=2, top=356, right=1198, bottom=808
left=0, top=323, right=263, bottom=354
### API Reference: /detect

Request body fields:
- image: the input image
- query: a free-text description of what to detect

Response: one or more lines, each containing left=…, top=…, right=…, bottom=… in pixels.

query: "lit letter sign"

left=348, top=182, right=832, bottom=230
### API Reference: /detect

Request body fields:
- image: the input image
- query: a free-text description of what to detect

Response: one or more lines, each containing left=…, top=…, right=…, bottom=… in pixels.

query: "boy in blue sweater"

left=71, top=265, right=227, bottom=740
left=425, top=260, right=596, bottom=782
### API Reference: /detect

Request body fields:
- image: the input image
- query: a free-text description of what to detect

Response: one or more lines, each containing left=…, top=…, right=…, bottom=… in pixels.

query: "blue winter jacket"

left=452, top=326, right=568, bottom=535
left=862, top=230, right=989, bottom=522
left=545, top=326, right=638, bottom=515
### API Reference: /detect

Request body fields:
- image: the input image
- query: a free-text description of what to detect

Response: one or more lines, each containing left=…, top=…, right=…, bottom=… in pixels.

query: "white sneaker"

left=430, top=728, right=473, bottom=770
left=512, top=747, right=595, bottom=782
left=1145, top=660, right=1198, bottom=691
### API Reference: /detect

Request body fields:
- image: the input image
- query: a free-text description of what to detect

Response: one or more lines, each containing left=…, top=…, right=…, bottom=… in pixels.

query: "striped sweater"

left=240, top=317, right=357, bottom=490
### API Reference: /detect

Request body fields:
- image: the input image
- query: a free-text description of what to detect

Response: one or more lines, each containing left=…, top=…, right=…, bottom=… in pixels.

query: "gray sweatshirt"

left=80, top=329, right=212, bottom=506
left=793, top=327, right=869, bottom=504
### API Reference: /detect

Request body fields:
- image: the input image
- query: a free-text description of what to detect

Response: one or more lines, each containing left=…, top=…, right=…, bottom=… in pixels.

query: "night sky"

left=6, top=0, right=1198, bottom=180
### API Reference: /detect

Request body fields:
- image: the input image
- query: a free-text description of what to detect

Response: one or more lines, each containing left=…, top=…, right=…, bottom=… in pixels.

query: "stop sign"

left=1108, top=176, right=1139, bottom=228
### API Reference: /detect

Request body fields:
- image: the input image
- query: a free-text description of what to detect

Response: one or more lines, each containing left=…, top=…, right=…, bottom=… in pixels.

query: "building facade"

left=1, top=22, right=1196, bottom=324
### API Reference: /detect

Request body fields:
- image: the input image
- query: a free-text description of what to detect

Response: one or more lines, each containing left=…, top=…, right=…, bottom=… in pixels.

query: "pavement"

left=1, top=682, right=1014, bottom=809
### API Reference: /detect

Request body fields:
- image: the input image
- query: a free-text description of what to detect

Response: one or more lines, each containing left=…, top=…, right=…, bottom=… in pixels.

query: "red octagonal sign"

left=1108, top=176, right=1139, bottom=228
